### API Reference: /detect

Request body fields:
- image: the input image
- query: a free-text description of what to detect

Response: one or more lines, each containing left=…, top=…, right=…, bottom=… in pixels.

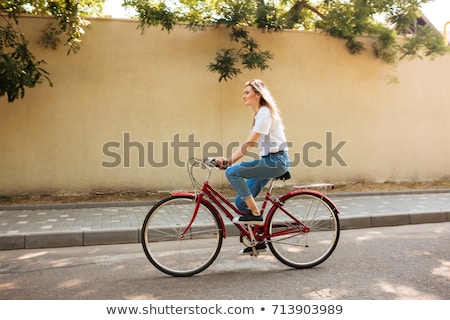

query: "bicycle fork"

left=179, top=193, right=203, bottom=239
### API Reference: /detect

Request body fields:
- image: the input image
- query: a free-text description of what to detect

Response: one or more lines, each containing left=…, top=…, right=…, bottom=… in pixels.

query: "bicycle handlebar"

left=198, top=158, right=228, bottom=169
left=187, top=158, right=230, bottom=190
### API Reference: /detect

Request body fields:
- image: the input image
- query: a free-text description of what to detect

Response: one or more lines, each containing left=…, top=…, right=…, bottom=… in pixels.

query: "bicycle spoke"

left=267, top=191, right=340, bottom=269
left=142, top=196, right=223, bottom=277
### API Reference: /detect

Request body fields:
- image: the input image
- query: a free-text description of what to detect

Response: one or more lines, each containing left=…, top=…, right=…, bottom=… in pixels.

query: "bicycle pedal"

left=251, top=248, right=259, bottom=257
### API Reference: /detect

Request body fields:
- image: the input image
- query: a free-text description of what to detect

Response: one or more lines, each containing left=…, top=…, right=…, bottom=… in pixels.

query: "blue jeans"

left=225, top=152, right=290, bottom=214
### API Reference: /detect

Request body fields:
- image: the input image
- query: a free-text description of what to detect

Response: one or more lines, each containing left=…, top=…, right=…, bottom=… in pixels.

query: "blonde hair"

left=245, top=79, right=282, bottom=121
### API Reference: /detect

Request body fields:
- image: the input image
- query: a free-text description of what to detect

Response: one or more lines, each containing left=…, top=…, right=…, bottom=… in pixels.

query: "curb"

left=1, top=211, right=449, bottom=251
left=339, top=211, right=450, bottom=229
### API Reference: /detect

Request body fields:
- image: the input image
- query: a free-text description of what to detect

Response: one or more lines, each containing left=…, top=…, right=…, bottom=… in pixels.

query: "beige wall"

left=1, top=16, right=449, bottom=195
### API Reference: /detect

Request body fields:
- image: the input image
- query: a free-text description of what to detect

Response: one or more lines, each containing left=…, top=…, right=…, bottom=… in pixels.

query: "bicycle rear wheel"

left=267, top=191, right=340, bottom=269
left=141, top=195, right=223, bottom=277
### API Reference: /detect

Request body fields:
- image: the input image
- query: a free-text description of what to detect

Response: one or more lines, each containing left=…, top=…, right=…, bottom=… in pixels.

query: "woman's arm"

left=217, top=131, right=260, bottom=169
left=229, top=131, right=261, bottom=164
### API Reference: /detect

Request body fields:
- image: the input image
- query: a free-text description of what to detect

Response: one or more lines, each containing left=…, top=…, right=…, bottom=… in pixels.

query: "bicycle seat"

left=275, top=171, right=291, bottom=181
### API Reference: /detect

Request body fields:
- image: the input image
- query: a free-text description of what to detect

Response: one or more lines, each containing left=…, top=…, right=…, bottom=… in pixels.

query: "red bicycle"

left=142, top=158, right=340, bottom=277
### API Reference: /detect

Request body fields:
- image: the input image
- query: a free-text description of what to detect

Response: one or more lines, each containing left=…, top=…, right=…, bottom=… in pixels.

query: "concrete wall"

left=1, top=16, right=449, bottom=195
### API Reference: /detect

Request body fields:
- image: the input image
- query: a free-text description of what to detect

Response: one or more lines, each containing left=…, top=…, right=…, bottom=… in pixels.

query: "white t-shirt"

left=252, top=106, right=288, bottom=156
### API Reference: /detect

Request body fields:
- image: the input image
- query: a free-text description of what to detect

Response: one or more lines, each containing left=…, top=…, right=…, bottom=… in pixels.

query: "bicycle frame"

left=173, top=168, right=311, bottom=242
left=141, top=159, right=341, bottom=276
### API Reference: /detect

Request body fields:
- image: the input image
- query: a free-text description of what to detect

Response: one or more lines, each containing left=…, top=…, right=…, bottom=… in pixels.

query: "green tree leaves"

left=0, top=0, right=102, bottom=103
left=207, top=27, right=274, bottom=81
left=1, top=16, right=52, bottom=103
left=1, top=1, right=449, bottom=103
left=127, top=0, right=448, bottom=82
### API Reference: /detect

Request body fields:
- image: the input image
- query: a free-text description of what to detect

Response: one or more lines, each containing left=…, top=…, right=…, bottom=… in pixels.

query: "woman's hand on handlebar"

left=214, top=157, right=230, bottom=170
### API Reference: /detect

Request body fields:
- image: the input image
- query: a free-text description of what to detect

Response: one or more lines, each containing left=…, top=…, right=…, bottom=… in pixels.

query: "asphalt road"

left=0, top=222, right=449, bottom=300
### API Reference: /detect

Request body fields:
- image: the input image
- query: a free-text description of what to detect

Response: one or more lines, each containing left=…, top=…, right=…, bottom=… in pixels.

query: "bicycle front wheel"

left=267, top=191, right=340, bottom=269
left=141, top=195, right=223, bottom=277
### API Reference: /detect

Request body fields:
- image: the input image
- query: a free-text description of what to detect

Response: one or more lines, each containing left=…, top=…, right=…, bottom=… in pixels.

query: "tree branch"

left=289, top=0, right=326, bottom=20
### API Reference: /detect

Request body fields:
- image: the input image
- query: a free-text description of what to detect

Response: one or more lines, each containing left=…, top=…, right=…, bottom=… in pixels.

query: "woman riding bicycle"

left=216, top=79, right=290, bottom=228
left=142, top=82, right=340, bottom=272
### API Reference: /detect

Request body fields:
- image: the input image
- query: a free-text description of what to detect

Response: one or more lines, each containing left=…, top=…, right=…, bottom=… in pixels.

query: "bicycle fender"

left=171, top=191, right=195, bottom=197
left=170, top=192, right=227, bottom=238
left=278, top=190, right=341, bottom=214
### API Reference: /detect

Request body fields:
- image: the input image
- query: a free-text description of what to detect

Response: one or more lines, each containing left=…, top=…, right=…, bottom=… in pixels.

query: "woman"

left=216, top=79, right=290, bottom=229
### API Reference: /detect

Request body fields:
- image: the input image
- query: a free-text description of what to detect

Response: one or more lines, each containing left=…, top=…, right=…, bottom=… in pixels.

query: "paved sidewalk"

left=1, top=189, right=450, bottom=250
